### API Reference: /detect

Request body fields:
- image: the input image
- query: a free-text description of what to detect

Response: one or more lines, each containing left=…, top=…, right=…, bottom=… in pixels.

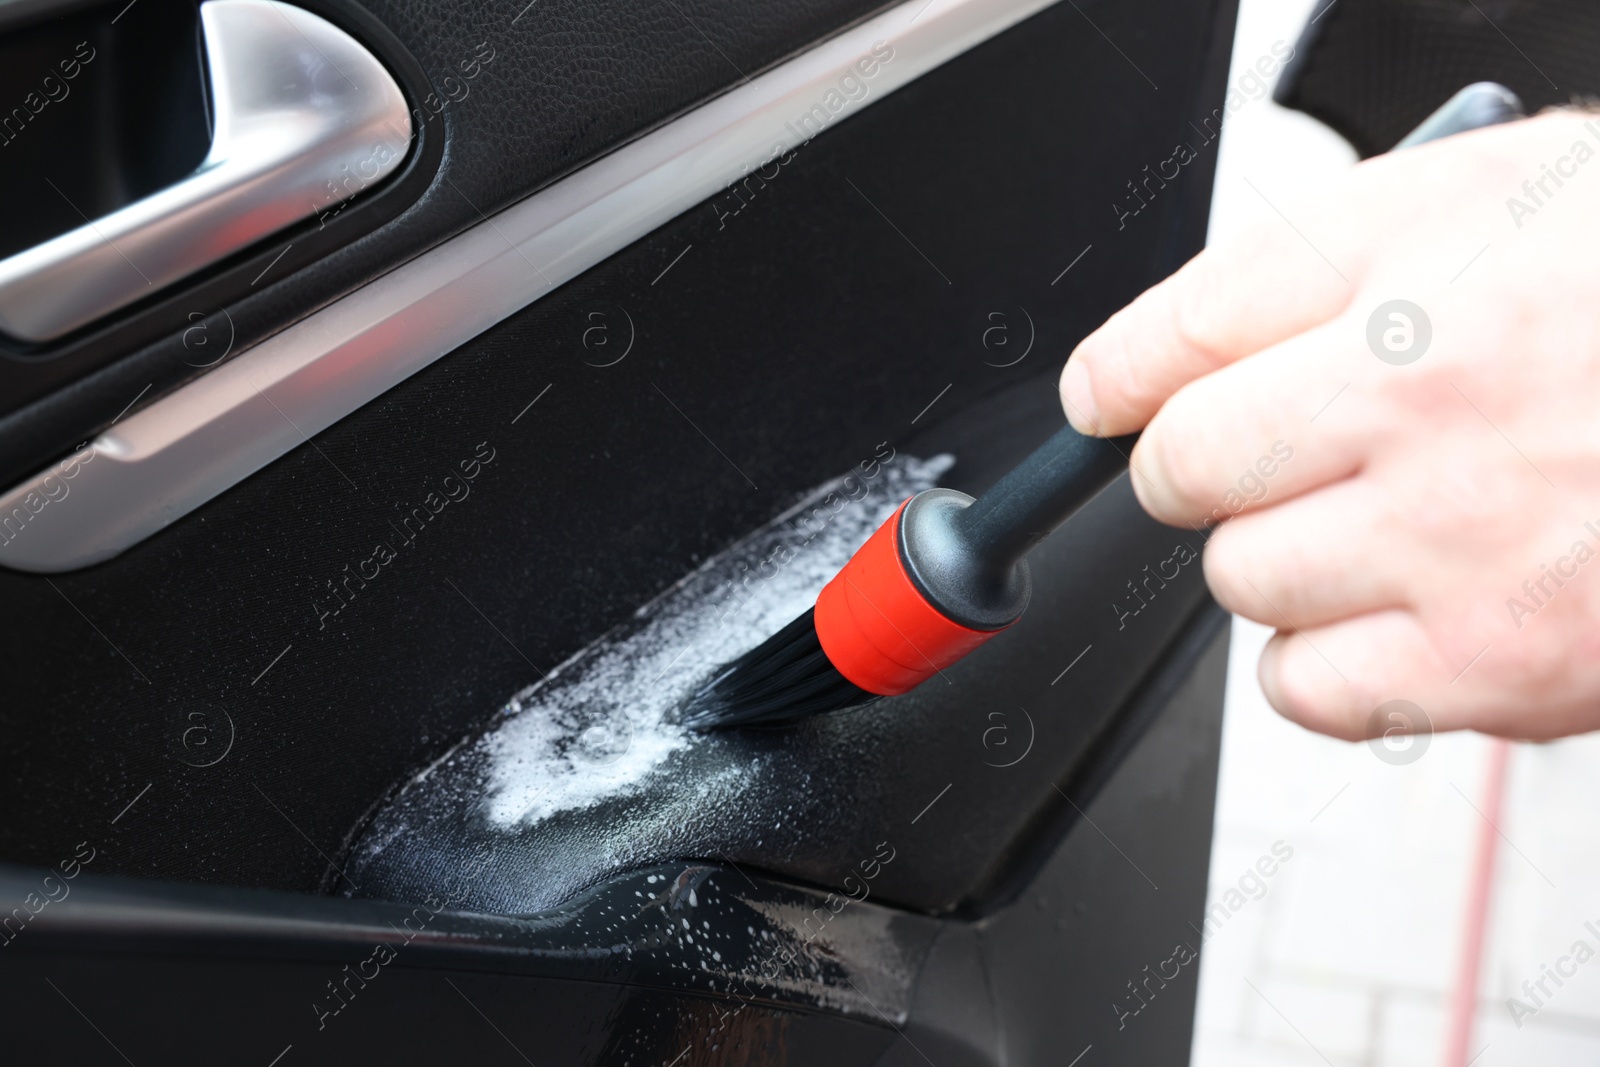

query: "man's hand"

left=1060, top=110, right=1600, bottom=742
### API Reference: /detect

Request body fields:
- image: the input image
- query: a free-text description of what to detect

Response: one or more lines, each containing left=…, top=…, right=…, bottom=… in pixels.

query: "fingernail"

left=1257, top=636, right=1288, bottom=715
left=1060, top=358, right=1100, bottom=434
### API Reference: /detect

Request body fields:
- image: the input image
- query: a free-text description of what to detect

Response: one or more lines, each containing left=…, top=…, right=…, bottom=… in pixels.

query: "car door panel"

left=0, top=0, right=1240, bottom=1060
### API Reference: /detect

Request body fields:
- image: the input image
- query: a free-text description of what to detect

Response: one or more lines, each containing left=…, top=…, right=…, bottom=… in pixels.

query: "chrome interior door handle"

left=0, top=0, right=413, bottom=343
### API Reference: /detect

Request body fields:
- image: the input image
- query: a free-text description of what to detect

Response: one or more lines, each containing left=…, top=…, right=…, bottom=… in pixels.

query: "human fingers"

left=1257, top=606, right=1600, bottom=743
left=1059, top=112, right=1556, bottom=440
left=1059, top=209, right=1356, bottom=437
left=1203, top=477, right=1410, bottom=631
left=1127, top=322, right=1369, bottom=527
left=1255, top=609, right=1451, bottom=741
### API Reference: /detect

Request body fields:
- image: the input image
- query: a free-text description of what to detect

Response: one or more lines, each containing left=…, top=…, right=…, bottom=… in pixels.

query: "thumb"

left=1060, top=210, right=1356, bottom=437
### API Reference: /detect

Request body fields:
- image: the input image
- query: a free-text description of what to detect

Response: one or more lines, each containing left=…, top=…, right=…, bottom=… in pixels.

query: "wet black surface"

left=347, top=381, right=1216, bottom=916
left=0, top=607, right=1222, bottom=1067
left=0, top=859, right=918, bottom=1063
left=0, top=613, right=1225, bottom=1065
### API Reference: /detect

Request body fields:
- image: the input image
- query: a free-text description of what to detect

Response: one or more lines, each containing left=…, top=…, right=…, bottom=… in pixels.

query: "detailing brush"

left=678, top=82, right=1527, bottom=731
left=679, top=423, right=1135, bottom=729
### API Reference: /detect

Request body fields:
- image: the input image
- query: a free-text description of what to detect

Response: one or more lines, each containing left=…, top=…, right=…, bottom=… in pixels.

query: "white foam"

left=480, top=453, right=955, bottom=828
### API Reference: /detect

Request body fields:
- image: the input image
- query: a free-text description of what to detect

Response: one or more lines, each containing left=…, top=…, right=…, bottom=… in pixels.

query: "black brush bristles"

left=677, top=608, right=879, bottom=730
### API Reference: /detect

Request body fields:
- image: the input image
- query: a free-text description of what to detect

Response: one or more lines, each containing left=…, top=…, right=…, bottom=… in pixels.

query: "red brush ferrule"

left=813, top=500, right=1007, bottom=696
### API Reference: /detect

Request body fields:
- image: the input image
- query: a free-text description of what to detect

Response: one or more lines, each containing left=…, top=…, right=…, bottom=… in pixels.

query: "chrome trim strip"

left=0, top=1, right=411, bottom=342
left=0, top=0, right=1059, bottom=572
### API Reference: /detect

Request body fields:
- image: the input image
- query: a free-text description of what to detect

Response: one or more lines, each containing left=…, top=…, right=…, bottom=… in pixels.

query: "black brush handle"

left=954, top=425, right=1136, bottom=572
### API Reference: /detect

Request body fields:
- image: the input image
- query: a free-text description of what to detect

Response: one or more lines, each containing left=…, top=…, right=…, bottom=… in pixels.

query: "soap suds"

left=475, top=453, right=955, bottom=828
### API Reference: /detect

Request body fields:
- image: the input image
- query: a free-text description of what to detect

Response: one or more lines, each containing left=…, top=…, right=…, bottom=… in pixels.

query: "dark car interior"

left=5, top=0, right=1577, bottom=1061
